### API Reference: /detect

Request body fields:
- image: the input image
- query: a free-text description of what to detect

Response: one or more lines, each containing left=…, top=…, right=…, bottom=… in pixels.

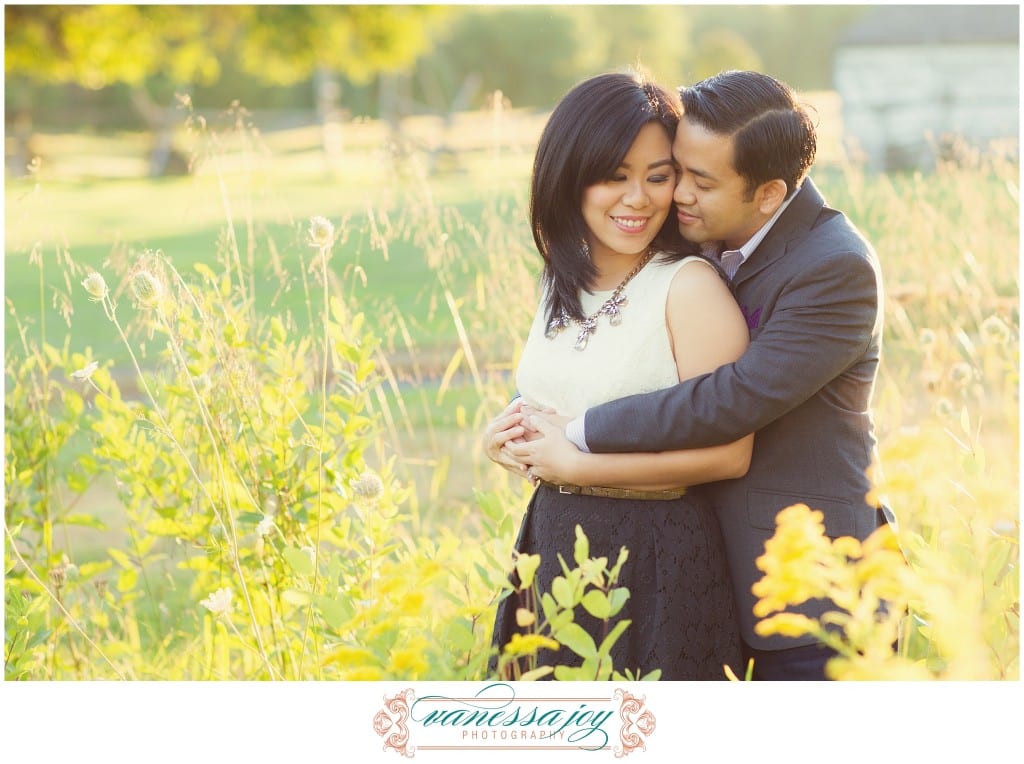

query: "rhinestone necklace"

left=545, top=249, right=655, bottom=351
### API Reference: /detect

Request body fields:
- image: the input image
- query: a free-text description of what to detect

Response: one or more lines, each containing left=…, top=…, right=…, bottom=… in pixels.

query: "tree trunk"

left=130, top=87, right=189, bottom=177
left=314, top=66, right=344, bottom=175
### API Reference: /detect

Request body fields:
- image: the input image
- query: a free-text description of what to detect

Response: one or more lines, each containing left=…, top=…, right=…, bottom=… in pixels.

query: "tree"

left=687, top=29, right=762, bottom=84
left=5, top=5, right=232, bottom=175
left=5, top=5, right=446, bottom=175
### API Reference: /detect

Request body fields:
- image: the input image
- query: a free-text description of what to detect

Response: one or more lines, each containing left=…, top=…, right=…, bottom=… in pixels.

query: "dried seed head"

left=82, top=272, right=109, bottom=301
left=132, top=270, right=164, bottom=308
left=352, top=472, right=384, bottom=500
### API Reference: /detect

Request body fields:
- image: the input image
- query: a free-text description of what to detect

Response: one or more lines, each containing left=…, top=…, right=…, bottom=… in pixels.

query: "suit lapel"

left=731, top=178, right=826, bottom=289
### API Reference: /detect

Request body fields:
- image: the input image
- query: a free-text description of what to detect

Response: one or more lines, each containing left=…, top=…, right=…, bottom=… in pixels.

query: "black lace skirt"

left=492, top=484, right=742, bottom=681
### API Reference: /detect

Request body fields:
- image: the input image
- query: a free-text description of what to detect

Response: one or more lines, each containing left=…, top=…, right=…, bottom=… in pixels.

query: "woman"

left=485, top=72, right=751, bottom=680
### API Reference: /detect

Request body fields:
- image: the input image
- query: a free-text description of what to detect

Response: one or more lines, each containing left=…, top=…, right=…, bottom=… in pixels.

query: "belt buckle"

left=558, top=485, right=573, bottom=495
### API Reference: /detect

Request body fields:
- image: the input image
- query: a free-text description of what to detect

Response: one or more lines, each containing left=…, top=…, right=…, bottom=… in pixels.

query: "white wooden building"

left=833, top=5, right=1019, bottom=170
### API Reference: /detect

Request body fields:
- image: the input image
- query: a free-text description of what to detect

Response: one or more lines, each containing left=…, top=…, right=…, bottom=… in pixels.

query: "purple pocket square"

left=741, top=305, right=763, bottom=330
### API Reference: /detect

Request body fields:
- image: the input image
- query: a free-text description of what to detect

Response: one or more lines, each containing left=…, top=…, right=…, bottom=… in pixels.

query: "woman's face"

left=581, top=122, right=676, bottom=274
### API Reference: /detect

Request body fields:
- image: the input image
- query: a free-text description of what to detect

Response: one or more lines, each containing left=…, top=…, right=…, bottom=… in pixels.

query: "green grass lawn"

left=5, top=115, right=538, bottom=369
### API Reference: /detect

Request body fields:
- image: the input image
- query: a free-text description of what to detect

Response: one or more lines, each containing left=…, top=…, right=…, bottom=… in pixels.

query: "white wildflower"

left=980, top=315, right=1011, bottom=345
left=307, top=216, right=335, bottom=249
left=82, top=272, right=108, bottom=301
left=71, top=361, right=99, bottom=381
left=199, top=586, right=234, bottom=617
left=256, top=514, right=275, bottom=538
left=950, top=362, right=974, bottom=387
left=301, top=545, right=316, bottom=566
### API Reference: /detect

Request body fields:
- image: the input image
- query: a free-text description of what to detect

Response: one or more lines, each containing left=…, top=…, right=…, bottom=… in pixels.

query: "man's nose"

left=674, top=176, right=695, bottom=205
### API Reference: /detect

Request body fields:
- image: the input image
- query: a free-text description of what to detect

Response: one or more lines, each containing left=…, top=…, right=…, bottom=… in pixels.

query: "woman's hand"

left=481, top=398, right=532, bottom=480
left=504, top=413, right=584, bottom=486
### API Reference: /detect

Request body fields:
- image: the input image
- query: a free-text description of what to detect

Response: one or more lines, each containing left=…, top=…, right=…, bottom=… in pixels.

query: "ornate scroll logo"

left=613, top=689, right=656, bottom=757
left=373, top=689, right=416, bottom=758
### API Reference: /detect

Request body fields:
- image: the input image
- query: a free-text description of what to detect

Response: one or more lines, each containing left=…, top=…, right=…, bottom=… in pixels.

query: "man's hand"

left=519, top=406, right=572, bottom=437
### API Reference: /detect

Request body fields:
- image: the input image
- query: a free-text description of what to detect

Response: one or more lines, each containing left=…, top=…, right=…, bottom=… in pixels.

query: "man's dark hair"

left=531, top=71, right=690, bottom=325
left=680, top=70, right=816, bottom=200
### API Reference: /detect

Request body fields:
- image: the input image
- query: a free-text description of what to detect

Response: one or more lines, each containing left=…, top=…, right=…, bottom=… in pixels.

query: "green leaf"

left=77, top=560, right=113, bottom=579
left=608, top=547, right=629, bottom=583
left=59, top=513, right=108, bottom=530
left=551, top=576, right=573, bottom=608
left=520, top=665, right=555, bottom=681
left=281, top=589, right=311, bottom=607
left=107, top=548, right=135, bottom=570
left=540, top=592, right=558, bottom=621
left=573, top=524, right=589, bottom=567
left=25, top=628, right=53, bottom=650
left=547, top=608, right=574, bottom=634
left=580, top=589, right=610, bottom=619
left=312, top=594, right=354, bottom=629
left=553, top=622, right=596, bottom=659
left=446, top=620, right=476, bottom=653
left=597, top=619, right=631, bottom=655
left=282, top=546, right=315, bottom=576
left=607, top=587, right=630, bottom=617
left=515, top=553, right=541, bottom=590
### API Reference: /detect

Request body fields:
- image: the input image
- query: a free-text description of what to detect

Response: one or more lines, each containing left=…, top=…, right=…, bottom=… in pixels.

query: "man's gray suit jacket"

left=583, top=177, right=886, bottom=651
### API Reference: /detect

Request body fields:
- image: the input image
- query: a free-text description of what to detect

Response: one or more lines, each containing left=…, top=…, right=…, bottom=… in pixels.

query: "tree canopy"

left=5, top=5, right=445, bottom=90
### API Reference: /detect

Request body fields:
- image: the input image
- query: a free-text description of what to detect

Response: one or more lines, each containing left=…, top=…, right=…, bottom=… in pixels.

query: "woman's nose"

left=623, top=182, right=649, bottom=207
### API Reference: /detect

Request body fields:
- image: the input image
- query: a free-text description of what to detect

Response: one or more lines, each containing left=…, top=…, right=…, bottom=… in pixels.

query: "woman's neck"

left=591, top=249, right=652, bottom=291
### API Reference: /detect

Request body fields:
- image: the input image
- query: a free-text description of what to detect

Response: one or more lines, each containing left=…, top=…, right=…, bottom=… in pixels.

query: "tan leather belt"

left=538, top=480, right=685, bottom=501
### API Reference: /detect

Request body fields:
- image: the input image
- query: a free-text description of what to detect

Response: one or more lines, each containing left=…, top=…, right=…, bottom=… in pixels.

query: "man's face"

left=672, top=117, right=769, bottom=250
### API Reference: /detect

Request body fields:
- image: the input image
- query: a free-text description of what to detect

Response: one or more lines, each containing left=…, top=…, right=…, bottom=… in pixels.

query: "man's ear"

left=755, top=179, right=788, bottom=216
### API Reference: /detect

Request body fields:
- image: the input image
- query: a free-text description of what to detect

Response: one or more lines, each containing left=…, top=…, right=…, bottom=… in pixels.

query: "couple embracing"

left=484, top=69, right=887, bottom=681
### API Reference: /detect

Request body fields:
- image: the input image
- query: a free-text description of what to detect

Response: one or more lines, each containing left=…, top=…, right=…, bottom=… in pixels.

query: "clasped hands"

left=482, top=399, right=580, bottom=486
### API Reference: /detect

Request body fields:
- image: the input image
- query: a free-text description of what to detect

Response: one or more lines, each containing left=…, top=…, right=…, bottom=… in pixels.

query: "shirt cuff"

left=565, top=416, right=591, bottom=453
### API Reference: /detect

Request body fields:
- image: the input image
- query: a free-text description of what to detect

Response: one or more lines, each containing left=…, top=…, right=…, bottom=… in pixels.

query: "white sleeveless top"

left=516, top=254, right=714, bottom=418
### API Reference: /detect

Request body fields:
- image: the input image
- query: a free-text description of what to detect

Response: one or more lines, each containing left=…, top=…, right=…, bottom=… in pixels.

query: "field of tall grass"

left=4, top=96, right=1018, bottom=682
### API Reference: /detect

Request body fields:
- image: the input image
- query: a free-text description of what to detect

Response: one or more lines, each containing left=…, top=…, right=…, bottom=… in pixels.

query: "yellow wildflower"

left=832, top=536, right=863, bottom=560
left=503, top=632, right=560, bottom=657
left=340, top=666, right=384, bottom=681
left=755, top=612, right=818, bottom=639
left=753, top=504, right=832, bottom=616
left=398, top=591, right=425, bottom=615
left=388, top=646, right=429, bottom=678
left=322, top=644, right=376, bottom=667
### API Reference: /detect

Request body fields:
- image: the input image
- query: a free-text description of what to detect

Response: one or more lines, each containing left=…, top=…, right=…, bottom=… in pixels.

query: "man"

left=489, top=70, right=887, bottom=680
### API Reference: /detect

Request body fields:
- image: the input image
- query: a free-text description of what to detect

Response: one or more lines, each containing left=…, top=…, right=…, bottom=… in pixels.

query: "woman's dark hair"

left=680, top=70, right=816, bottom=201
left=530, top=71, right=690, bottom=325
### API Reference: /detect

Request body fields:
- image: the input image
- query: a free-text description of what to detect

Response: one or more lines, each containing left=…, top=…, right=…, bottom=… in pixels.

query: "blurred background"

left=6, top=4, right=1018, bottom=178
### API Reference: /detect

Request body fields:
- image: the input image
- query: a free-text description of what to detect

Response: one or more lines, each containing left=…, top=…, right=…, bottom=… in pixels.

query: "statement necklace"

left=545, top=249, right=655, bottom=351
